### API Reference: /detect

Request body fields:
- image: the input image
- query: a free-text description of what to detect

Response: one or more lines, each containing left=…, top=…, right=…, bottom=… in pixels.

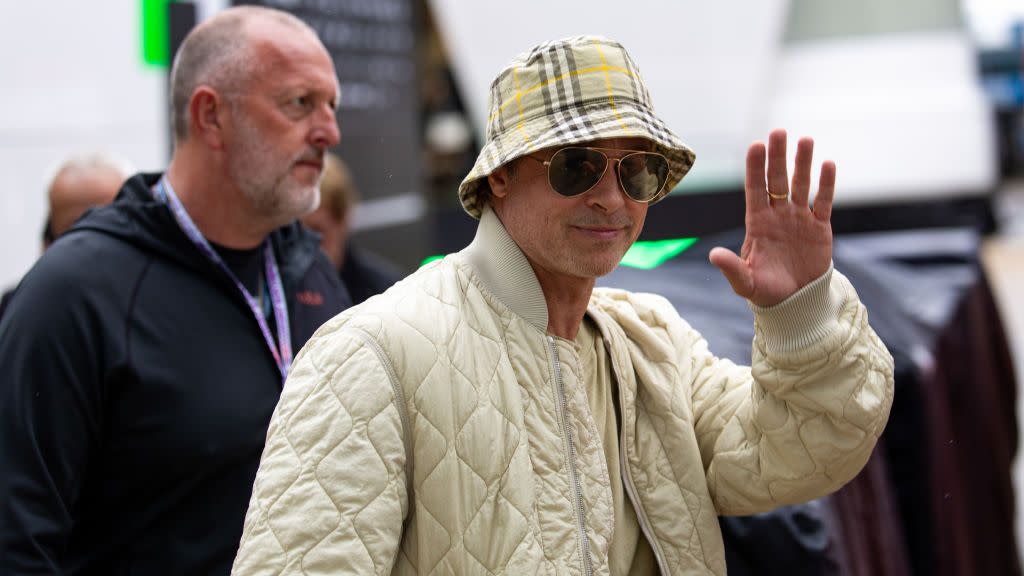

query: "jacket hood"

left=65, top=172, right=322, bottom=289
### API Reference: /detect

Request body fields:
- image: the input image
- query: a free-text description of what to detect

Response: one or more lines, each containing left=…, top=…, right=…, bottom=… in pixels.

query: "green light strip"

left=141, top=0, right=172, bottom=68
left=420, top=254, right=445, bottom=267
left=619, top=237, right=698, bottom=270
left=420, top=237, right=698, bottom=270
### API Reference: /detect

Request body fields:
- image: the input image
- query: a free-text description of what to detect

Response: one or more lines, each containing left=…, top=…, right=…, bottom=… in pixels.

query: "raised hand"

left=708, top=129, right=835, bottom=307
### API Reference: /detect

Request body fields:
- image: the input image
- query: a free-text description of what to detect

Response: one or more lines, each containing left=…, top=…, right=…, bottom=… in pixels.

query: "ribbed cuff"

left=750, top=264, right=845, bottom=355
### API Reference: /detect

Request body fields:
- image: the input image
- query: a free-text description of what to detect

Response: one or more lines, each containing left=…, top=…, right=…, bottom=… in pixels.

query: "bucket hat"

left=458, top=35, right=696, bottom=218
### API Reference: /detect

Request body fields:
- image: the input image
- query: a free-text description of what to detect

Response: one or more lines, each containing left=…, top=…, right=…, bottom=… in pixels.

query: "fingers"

left=750, top=131, right=827, bottom=213
left=766, top=129, right=789, bottom=201
left=745, top=141, right=769, bottom=211
left=813, top=160, right=836, bottom=221
left=790, top=137, right=814, bottom=208
left=709, top=247, right=753, bottom=299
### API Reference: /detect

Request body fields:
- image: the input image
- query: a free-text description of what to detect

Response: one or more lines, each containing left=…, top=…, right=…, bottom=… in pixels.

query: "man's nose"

left=584, top=158, right=627, bottom=212
left=310, top=105, right=340, bottom=149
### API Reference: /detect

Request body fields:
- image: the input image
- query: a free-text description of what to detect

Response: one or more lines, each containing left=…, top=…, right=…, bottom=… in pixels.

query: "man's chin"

left=282, top=184, right=320, bottom=218
left=585, top=248, right=632, bottom=278
left=593, top=263, right=622, bottom=278
left=567, top=258, right=622, bottom=279
left=256, top=187, right=318, bottom=229
left=301, top=186, right=321, bottom=214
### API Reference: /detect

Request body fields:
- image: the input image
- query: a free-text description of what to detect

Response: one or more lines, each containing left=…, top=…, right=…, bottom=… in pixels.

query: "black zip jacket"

left=0, top=173, right=351, bottom=575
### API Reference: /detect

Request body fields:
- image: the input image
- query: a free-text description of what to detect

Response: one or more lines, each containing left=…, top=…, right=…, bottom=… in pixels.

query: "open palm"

left=709, top=129, right=835, bottom=307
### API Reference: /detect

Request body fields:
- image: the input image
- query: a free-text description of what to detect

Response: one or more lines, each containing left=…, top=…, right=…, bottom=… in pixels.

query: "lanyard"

left=153, top=177, right=292, bottom=383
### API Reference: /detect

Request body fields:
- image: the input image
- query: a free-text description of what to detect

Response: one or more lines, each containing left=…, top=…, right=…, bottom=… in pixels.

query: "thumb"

left=708, top=247, right=753, bottom=299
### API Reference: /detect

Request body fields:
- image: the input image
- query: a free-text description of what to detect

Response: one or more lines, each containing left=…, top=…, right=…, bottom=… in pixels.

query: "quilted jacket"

left=233, top=207, right=894, bottom=575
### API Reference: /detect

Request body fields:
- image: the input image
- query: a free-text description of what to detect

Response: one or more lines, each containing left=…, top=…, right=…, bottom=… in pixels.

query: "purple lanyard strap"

left=154, top=177, right=293, bottom=382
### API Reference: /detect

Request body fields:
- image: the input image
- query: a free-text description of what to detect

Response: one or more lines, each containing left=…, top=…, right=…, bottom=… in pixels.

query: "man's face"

left=491, top=137, right=651, bottom=282
left=224, top=24, right=341, bottom=225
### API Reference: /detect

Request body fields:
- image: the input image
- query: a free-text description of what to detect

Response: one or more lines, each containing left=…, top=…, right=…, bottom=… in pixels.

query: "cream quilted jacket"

left=233, top=207, right=894, bottom=575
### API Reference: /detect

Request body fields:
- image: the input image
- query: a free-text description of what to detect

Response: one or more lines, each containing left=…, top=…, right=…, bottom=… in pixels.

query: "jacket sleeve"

left=687, top=266, right=894, bottom=515
left=232, top=321, right=408, bottom=575
left=0, top=254, right=108, bottom=573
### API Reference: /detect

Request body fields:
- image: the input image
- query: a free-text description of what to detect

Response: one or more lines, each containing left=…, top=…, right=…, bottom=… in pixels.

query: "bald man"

left=44, top=154, right=129, bottom=247
left=0, top=7, right=350, bottom=574
left=0, top=154, right=127, bottom=321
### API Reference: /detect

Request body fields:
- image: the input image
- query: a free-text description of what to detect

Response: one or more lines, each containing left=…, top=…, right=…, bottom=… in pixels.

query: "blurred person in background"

left=42, top=153, right=132, bottom=249
left=0, top=6, right=350, bottom=574
left=233, top=36, right=894, bottom=575
left=0, top=153, right=130, bottom=320
left=302, top=151, right=402, bottom=304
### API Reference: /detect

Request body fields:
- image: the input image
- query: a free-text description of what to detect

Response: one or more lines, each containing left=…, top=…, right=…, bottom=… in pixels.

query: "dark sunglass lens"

left=619, top=153, right=669, bottom=201
left=548, top=148, right=607, bottom=197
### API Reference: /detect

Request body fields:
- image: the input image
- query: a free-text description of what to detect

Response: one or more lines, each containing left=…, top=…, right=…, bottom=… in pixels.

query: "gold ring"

left=767, top=192, right=788, bottom=200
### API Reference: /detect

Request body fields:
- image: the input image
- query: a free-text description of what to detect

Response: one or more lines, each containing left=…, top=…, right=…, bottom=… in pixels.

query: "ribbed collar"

left=460, top=204, right=549, bottom=332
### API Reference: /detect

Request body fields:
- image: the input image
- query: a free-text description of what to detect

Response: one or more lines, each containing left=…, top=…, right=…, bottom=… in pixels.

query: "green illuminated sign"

left=141, top=0, right=173, bottom=67
left=420, top=254, right=445, bottom=267
left=619, top=237, right=698, bottom=270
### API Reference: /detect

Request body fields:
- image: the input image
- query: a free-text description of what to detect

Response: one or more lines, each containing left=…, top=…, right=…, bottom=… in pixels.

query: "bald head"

left=169, top=6, right=320, bottom=143
left=46, top=154, right=131, bottom=246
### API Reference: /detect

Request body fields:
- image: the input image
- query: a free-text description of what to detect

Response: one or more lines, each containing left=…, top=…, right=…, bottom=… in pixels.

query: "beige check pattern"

left=458, top=35, right=696, bottom=218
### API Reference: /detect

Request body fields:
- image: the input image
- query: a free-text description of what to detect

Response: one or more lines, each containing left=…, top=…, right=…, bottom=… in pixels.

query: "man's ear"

left=188, top=86, right=227, bottom=150
left=487, top=164, right=513, bottom=199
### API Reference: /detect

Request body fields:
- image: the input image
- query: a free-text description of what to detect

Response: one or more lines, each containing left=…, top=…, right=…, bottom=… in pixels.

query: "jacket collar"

left=461, top=204, right=549, bottom=332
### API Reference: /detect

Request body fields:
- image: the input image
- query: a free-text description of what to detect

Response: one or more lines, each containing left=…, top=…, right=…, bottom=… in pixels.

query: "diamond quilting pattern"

left=589, top=279, right=892, bottom=575
left=461, top=490, right=532, bottom=570
left=446, top=320, right=504, bottom=395
left=424, top=452, right=488, bottom=534
left=409, top=501, right=453, bottom=574
left=455, top=404, right=520, bottom=489
left=404, top=278, right=541, bottom=572
left=411, top=360, right=477, bottom=451
left=409, top=415, right=447, bottom=487
left=235, top=256, right=893, bottom=576
left=232, top=324, right=408, bottom=574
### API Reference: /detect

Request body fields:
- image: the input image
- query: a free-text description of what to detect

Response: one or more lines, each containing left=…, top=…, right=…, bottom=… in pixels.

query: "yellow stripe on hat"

left=513, top=68, right=532, bottom=144
left=489, top=65, right=637, bottom=124
left=596, top=44, right=628, bottom=131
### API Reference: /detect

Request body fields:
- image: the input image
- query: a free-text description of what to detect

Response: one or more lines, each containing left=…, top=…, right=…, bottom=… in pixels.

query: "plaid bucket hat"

left=458, top=35, right=696, bottom=219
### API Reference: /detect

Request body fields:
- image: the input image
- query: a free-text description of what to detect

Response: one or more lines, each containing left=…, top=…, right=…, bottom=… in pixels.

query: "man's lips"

left=295, top=159, right=323, bottom=170
left=572, top=225, right=627, bottom=239
left=294, top=151, right=324, bottom=171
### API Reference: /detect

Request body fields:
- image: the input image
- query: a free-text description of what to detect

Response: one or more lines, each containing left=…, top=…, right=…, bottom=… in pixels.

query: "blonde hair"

left=318, top=152, right=358, bottom=222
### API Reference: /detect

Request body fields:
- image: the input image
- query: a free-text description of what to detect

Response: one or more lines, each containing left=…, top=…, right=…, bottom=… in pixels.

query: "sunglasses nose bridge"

left=582, top=153, right=632, bottom=209
left=606, top=155, right=634, bottom=199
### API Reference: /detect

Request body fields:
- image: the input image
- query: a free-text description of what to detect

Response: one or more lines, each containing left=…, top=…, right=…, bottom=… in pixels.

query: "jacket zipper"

left=607, top=341, right=671, bottom=576
left=547, top=336, right=595, bottom=576
left=620, top=445, right=671, bottom=575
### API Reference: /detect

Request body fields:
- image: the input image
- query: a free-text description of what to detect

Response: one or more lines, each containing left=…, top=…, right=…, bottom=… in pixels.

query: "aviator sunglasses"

left=524, top=146, right=671, bottom=202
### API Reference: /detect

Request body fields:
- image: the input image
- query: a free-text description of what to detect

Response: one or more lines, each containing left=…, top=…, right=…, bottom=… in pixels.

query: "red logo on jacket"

left=296, top=290, right=324, bottom=306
